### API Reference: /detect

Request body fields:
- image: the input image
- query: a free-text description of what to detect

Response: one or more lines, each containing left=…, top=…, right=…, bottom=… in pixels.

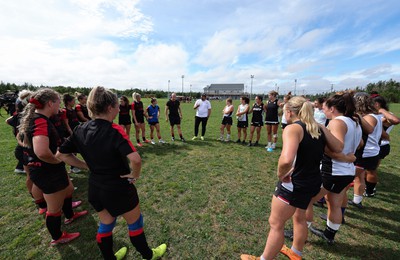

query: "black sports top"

left=63, top=107, right=80, bottom=130
left=265, top=99, right=279, bottom=122
left=291, top=121, right=326, bottom=191
left=132, top=101, right=144, bottom=121
left=25, top=113, right=65, bottom=172
left=251, top=102, right=264, bottom=123
left=166, top=100, right=180, bottom=117
left=75, top=104, right=91, bottom=121
left=59, top=119, right=137, bottom=191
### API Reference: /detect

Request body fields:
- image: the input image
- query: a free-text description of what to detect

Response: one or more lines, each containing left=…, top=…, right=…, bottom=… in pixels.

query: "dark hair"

left=120, top=95, right=129, bottom=107
left=241, top=96, right=250, bottom=104
left=63, top=93, right=75, bottom=105
left=255, top=95, right=263, bottom=101
left=316, top=97, right=326, bottom=104
left=87, top=86, right=118, bottom=117
left=373, top=95, right=389, bottom=111
left=325, top=92, right=356, bottom=119
left=75, top=92, right=86, bottom=101
left=151, top=97, right=157, bottom=104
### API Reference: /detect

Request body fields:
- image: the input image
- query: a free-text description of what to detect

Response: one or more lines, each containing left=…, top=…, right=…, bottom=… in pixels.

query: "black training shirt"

left=59, top=119, right=137, bottom=191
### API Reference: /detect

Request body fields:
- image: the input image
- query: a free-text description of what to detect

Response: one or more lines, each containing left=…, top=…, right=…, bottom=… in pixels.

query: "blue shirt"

left=147, top=105, right=159, bottom=123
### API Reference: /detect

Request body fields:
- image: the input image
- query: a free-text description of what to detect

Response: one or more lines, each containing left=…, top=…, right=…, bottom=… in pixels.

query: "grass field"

left=0, top=98, right=399, bottom=260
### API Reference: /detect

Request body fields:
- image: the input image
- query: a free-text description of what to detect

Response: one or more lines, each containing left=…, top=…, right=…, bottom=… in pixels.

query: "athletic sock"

left=324, top=219, right=340, bottom=240
left=142, top=137, right=146, bottom=141
left=128, top=215, right=152, bottom=259
left=46, top=212, right=62, bottom=240
left=137, top=139, right=140, bottom=143
left=179, top=134, right=183, bottom=139
left=291, top=246, right=303, bottom=257
left=97, top=220, right=116, bottom=260
left=307, top=221, right=312, bottom=228
left=171, top=134, right=175, bottom=138
left=35, top=198, right=47, bottom=209
left=365, top=181, right=377, bottom=194
left=62, top=197, right=74, bottom=219
left=353, top=194, right=363, bottom=204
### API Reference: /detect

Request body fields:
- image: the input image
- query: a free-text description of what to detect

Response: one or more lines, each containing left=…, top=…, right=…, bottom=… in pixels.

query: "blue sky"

left=1, top=0, right=400, bottom=94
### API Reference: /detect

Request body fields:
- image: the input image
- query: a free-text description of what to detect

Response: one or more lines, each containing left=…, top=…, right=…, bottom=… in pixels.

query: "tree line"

left=1, top=79, right=399, bottom=103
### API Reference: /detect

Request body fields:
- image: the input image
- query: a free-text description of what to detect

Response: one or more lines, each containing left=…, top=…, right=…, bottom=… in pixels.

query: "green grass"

left=1, top=100, right=399, bottom=259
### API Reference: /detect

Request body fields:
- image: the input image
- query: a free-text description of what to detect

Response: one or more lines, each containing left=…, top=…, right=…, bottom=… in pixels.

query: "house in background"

left=203, top=83, right=245, bottom=100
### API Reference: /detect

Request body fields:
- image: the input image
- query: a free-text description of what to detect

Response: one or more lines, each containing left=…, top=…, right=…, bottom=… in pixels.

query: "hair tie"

left=29, top=98, right=44, bottom=109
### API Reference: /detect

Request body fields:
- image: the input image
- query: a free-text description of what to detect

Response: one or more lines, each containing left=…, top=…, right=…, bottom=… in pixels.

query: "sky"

left=1, top=0, right=400, bottom=95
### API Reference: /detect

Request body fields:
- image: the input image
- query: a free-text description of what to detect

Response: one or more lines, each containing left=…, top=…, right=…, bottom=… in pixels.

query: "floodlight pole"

left=250, top=75, right=254, bottom=100
left=181, top=75, right=184, bottom=96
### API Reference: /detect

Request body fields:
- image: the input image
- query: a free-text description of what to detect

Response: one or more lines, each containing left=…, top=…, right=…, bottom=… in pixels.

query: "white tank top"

left=363, top=113, right=383, bottom=158
left=281, top=104, right=288, bottom=124
left=223, top=105, right=233, bottom=117
left=237, top=104, right=248, bottom=122
left=331, top=116, right=362, bottom=176
left=381, top=124, right=394, bottom=146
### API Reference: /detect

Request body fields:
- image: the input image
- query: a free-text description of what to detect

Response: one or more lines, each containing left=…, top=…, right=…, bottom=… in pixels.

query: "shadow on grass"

left=313, top=239, right=400, bottom=259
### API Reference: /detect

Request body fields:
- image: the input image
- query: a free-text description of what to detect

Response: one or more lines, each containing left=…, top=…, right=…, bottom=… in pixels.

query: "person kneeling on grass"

left=240, top=96, right=341, bottom=260
left=57, top=86, right=166, bottom=260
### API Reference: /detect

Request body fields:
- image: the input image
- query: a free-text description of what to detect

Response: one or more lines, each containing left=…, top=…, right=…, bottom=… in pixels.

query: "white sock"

left=291, top=246, right=302, bottom=257
left=307, top=221, right=312, bottom=228
left=353, top=194, right=363, bottom=204
left=260, top=255, right=266, bottom=260
left=327, top=219, right=341, bottom=231
left=227, top=134, right=230, bottom=138
left=268, top=142, right=271, bottom=146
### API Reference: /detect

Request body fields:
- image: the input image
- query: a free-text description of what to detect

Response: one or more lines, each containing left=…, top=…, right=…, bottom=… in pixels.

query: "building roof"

left=204, top=83, right=244, bottom=91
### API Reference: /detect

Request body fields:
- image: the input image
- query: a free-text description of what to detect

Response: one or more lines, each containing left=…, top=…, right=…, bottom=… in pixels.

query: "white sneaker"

left=271, top=143, right=276, bottom=149
left=200, top=136, right=204, bottom=141
left=171, top=137, right=175, bottom=141
left=159, top=139, right=166, bottom=144
left=218, top=136, right=224, bottom=141
left=14, top=168, right=25, bottom=174
left=151, top=139, right=156, bottom=145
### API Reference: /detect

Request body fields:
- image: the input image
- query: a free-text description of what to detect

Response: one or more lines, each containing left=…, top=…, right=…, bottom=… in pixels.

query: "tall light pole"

left=294, top=79, right=297, bottom=96
left=250, top=75, right=254, bottom=100
left=181, top=75, right=184, bottom=97
left=167, top=80, right=170, bottom=98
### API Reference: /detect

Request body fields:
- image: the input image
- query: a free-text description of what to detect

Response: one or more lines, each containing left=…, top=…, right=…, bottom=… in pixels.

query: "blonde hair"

left=18, top=88, right=60, bottom=148
left=87, top=86, right=118, bottom=118
left=132, top=92, right=140, bottom=102
left=286, top=96, right=321, bottom=139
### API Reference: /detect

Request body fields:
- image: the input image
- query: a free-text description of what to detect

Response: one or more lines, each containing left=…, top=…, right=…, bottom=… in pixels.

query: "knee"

left=268, top=215, right=284, bottom=230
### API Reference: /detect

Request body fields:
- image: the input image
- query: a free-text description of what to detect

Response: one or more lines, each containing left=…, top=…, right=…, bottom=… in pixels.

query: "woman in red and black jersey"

left=131, top=92, right=149, bottom=147
left=118, top=95, right=132, bottom=137
left=57, top=86, right=166, bottom=260
left=18, top=88, right=87, bottom=245
left=62, top=93, right=80, bottom=136
left=75, top=92, right=91, bottom=122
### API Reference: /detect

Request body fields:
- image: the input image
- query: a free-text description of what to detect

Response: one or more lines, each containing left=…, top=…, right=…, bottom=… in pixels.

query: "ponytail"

left=18, top=103, right=36, bottom=148
left=298, top=101, right=321, bottom=139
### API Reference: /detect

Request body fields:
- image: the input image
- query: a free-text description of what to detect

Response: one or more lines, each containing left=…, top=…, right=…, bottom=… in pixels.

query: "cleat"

left=309, top=226, right=334, bottom=245
left=247, top=142, right=253, bottom=147
left=150, top=243, right=167, bottom=260
left=115, top=246, right=127, bottom=260
left=14, top=168, right=25, bottom=174
left=253, top=142, right=258, bottom=146
left=348, top=200, right=364, bottom=209
left=241, top=140, right=246, bottom=145
left=64, top=210, right=88, bottom=225
left=38, top=208, right=47, bottom=215
left=50, top=231, right=80, bottom=246
left=224, top=139, right=230, bottom=142
left=180, top=138, right=186, bottom=142
left=240, top=254, right=260, bottom=260
left=71, top=168, right=81, bottom=174
left=284, top=229, right=294, bottom=241
left=159, top=139, right=166, bottom=144
left=280, top=244, right=302, bottom=260
left=200, top=136, right=204, bottom=141
left=192, top=136, right=197, bottom=140
left=236, top=139, right=241, bottom=143
left=144, top=139, right=151, bottom=143
left=267, top=147, right=273, bottom=152
left=271, top=143, right=276, bottom=149
left=363, top=191, right=375, bottom=197
left=218, top=137, right=224, bottom=141
left=171, top=137, right=175, bottom=141
left=151, top=140, right=156, bottom=145
left=137, top=142, right=143, bottom=147
left=72, top=201, right=82, bottom=209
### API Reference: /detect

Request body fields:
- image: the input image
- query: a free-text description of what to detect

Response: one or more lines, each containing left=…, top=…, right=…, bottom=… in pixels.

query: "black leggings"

left=194, top=116, right=208, bottom=137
